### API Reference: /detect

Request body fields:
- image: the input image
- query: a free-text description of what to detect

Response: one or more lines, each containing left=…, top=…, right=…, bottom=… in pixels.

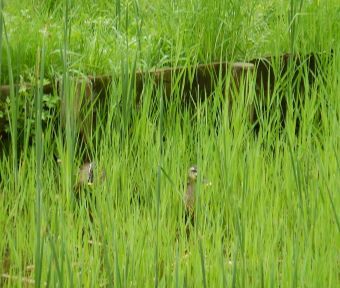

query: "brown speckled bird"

left=76, top=161, right=106, bottom=192
left=183, top=165, right=211, bottom=228
left=78, top=162, right=95, bottom=186
left=183, top=165, right=199, bottom=230
left=184, top=165, right=198, bottom=215
left=75, top=161, right=97, bottom=222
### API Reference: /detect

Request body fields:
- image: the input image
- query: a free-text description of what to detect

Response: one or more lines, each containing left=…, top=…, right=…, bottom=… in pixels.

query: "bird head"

left=187, top=165, right=212, bottom=186
left=187, top=165, right=198, bottom=183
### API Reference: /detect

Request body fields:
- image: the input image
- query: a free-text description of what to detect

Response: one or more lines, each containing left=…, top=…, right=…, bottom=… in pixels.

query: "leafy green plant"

left=0, top=0, right=339, bottom=287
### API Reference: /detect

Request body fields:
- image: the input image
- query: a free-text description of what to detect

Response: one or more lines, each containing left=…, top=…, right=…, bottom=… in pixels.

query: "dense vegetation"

left=0, top=0, right=339, bottom=287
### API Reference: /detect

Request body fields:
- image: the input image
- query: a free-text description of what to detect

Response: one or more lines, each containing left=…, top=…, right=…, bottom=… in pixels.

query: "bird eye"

left=191, top=166, right=198, bottom=173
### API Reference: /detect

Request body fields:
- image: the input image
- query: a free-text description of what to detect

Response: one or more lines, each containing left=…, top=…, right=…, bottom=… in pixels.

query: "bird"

left=56, top=159, right=96, bottom=187
left=76, top=161, right=106, bottom=188
left=184, top=165, right=198, bottom=215
left=183, top=165, right=212, bottom=228
left=74, top=161, right=99, bottom=223
left=57, top=159, right=101, bottom=224
left=77, top=161, right=95, bottom=186
left=183, top=165, right=200, bottom=232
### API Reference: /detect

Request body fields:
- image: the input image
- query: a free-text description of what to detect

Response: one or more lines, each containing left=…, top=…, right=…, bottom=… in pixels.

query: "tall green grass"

left=1, top=0, right=338, bottom=82
left=1, top=0, right=339, bottom=287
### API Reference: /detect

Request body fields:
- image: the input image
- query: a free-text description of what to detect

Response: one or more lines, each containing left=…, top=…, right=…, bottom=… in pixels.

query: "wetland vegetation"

left=0, top=0, right=339, bottom=287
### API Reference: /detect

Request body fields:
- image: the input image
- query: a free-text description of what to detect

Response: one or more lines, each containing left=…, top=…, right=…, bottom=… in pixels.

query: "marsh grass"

left=1, top=0, right=339, bottom=287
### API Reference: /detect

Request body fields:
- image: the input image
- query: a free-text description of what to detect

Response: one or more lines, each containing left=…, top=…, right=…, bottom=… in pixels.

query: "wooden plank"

left=0, top=53, right=329, bottom=137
